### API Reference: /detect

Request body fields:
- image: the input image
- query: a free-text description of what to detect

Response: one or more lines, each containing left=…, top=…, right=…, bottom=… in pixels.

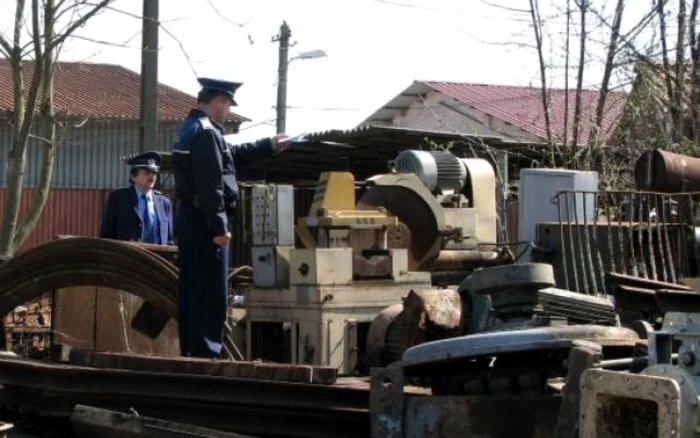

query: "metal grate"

left=549, top=190, right=700, bottom=295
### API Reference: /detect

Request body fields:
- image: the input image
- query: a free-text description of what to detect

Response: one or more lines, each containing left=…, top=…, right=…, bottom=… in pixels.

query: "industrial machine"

left=245, top=149, right=505, bottom=375
left=245, top=169, right=433, bottom=374
left=368, top=265, right=639, bottom=438
left=579, top=306, right=700, bottom=437
left=358, top=149, right=502, bottom=281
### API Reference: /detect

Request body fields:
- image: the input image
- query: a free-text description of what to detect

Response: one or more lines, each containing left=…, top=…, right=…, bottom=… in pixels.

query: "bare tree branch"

left=529, top=0, right=553, bottom=145
left=590, top=0, right=625, bottom=146
left=49, top=0, right=113, bottom=51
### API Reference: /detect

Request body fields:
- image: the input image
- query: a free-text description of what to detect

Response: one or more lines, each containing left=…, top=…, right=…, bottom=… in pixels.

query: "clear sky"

left=2, top=0, right=648, bottom=143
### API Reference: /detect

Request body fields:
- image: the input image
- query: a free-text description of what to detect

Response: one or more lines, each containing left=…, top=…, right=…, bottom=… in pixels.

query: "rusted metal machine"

left=366, top=262, right=620, bottom=367
left=579, top=305, right=700, bottom=437
left=370, top=313, right=640, bottom=437
left=245, top=150, right=504, bottom=374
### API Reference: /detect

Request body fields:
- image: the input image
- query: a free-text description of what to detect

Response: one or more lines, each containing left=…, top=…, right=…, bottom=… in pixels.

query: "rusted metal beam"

left=555, top=340, right=603, bottom=438
left=71, top=405, right=254, bottom=438
left=0, top=356, right=370, bottom=438
left=0, top=237, right=179, bottom=319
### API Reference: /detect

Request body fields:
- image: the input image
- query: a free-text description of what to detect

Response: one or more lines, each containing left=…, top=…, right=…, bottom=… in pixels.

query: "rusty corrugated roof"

left=0, top=59, right=249, bottom=124
left=364, top=80, right=627, bottom=145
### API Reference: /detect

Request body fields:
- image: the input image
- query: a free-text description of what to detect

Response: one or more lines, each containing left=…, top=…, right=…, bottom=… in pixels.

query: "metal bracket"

left=370, top=367, right=404, bottom=438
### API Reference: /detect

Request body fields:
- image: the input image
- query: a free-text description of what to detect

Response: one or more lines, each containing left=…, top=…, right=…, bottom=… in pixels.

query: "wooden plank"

left=69, top=351, right=339, bottom=385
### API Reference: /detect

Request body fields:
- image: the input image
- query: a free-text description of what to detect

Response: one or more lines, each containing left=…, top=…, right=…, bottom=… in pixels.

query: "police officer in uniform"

left=100, top=151, right=174, bottom=245
left=172, top=78, right=289, bottom=358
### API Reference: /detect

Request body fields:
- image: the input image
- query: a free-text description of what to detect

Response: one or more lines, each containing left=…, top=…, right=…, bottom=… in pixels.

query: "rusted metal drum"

left=635, top=149, right=700, bottom=192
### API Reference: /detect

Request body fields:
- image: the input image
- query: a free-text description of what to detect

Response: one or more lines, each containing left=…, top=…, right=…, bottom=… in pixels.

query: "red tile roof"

left=0, top=59, right=249, bottom=124
left=421, top=81, right=626, bottom=144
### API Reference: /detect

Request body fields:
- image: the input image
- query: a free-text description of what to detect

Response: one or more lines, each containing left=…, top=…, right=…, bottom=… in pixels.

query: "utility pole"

left=139, top=0, right=159, bottom=153
left=273, top=21, right=291, bottom=134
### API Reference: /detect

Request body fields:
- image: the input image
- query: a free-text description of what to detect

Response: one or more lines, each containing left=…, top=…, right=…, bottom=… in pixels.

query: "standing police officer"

left=172, top=78, right=289, bottom=358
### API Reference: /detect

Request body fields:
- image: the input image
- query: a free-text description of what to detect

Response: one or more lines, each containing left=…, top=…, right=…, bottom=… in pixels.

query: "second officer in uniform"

left=172, top=77, right=289, bottom=358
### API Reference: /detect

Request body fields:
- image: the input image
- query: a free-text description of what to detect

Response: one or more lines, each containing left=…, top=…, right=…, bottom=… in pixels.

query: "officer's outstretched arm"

left=191, top=131, right=228, bottom=236
left=228, top=137, right=274, bottom=167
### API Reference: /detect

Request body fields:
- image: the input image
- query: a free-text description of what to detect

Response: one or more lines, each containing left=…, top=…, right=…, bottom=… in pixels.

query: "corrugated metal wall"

left=0, top=188, right=108, bottom=252
left=0, top=119, right=178, bottom=189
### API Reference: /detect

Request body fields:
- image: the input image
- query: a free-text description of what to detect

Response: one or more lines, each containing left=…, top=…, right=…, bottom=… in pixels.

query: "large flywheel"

left=357, top=185, right=442, bottom=271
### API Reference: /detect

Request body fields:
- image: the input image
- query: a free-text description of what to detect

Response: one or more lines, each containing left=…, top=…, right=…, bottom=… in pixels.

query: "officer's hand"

left=272, top=133, right=291, bottom=152
left=213, top=232, right=231, bottom=246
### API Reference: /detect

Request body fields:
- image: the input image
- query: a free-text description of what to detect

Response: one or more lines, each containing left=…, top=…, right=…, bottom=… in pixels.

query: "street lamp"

left=291, top=49, right=328, bottom=62
left=274, top=21, right=327, bottom=134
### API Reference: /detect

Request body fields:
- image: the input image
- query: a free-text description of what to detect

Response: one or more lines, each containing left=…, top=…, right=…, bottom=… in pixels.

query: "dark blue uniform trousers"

left=175, top=203, right=229, bottom=358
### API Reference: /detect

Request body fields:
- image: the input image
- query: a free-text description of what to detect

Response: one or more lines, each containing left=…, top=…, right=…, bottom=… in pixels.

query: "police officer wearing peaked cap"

left=172, top=77, right=289, bottom=358
left=100, top=150, right=174, bottom=246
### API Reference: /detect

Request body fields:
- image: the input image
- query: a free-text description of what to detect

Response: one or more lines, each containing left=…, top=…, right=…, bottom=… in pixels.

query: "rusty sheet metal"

left=0, top=188, right=108, bottom=253
left=403, top=395, right=560, bottom=438
left=370, top=368, right=404, bottom=438
left=579, top=369, right=680, bottom=438
left=635, top=149, right=700, bottom=192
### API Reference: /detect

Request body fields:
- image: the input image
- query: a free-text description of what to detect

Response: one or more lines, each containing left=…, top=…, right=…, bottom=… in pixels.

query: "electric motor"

left=394, top=150, right=467, bottom=194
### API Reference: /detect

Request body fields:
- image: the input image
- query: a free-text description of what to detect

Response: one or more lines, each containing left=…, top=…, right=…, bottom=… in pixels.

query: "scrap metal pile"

left=3, top=147, right=700, bottom=437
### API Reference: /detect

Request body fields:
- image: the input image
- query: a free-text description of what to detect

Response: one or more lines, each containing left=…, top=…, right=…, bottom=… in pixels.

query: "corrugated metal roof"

left=136, top=125, right=540, bottom=184
left=364, top=80, right=627, bottom=145
left=0, top=59, right=249, bottom=125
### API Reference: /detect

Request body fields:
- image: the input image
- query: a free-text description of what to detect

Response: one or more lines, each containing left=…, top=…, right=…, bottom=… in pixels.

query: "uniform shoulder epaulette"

left=153, top=189, right=163, bottom=195
left=198, top=117, right=214, bottom=130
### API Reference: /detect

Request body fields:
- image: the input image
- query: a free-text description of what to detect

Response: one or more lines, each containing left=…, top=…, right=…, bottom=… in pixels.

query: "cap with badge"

left=127, top=151, right=161, bottom=173
left=198, top=77, right=243, bottom=106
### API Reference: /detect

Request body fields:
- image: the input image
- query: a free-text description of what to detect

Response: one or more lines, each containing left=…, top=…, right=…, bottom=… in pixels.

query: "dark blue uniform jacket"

left=99, top=186, right=174, bottom=245
left=172, top=109, right=274, bottom=236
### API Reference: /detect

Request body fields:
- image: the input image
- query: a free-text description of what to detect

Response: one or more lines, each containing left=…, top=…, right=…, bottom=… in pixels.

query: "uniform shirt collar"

left=188, top=108, right=224, bottom=133
left=134, top=186, right=153, bottom=200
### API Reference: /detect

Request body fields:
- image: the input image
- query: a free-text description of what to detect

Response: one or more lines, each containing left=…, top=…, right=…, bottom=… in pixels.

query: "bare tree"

left=530, top=0, right=554, bottom=146
left=571, top=0, right=588, bottom=151
left=0, top=0, right=113, bottom=256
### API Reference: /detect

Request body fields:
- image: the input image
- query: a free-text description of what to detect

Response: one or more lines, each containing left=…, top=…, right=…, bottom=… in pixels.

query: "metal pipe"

left=434, top=250, right=502, bottom=271
left=600, top=353, right=678, bottom=370
left=635, top=149, right=700, bottom=192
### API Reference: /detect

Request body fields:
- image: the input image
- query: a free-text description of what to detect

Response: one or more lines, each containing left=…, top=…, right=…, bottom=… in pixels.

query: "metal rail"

left=551, top=190, right=700, bottom=295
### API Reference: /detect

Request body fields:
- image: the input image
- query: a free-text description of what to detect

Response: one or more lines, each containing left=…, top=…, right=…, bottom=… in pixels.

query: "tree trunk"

left=563, top=0, right=572, bottom=155
left=0, top=0, right=28, bottom=257
left=690, top=0, right=700, bottom=143
left=590, top=0, right=625, bottom=146
left=571, top=0, right=588, bottom=160
left=13, top=0, right=57, bottom=250
left=530, top=0, right=553, bottom=149
left=674, top=0, right=687, bottom=142
left=657, top=0, right=677, bottom=144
